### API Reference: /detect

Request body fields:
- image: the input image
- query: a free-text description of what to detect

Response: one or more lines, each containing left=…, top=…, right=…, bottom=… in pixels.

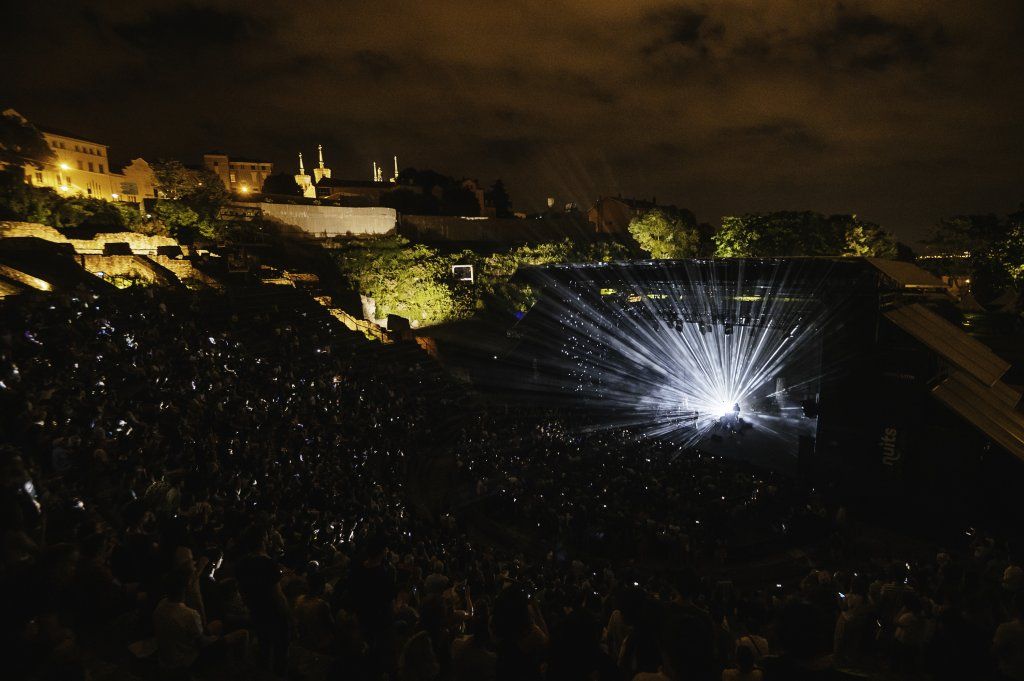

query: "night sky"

left=4, top=1, right=1023, bottom=243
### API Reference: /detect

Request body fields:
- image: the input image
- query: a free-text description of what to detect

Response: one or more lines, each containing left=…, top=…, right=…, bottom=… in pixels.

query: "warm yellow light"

left=111, top=193, right=119, bottom=200
left=59, top=185, right=69, bottom=192
left=59, top=162, right=70, bottom=170
left=239, top=185, right=250, bottom=194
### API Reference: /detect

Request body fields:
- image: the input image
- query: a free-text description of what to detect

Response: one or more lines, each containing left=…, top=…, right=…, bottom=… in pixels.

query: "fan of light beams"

left=515, top=259, right=833, bottom=446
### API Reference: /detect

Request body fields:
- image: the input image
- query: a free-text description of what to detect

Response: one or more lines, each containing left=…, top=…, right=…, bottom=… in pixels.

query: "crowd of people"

left=1, top=286, right=1022, bottom=681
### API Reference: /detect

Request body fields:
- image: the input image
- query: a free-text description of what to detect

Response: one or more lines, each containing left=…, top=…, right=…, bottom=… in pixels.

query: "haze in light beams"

left=518, top=259, right=832, bottom=447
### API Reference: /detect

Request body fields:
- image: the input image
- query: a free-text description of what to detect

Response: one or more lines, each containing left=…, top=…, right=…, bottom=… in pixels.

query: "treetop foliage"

left=151, top=160, right=230, bottom=242
left=627, top=209, right=701, bottom=259
left=0, top=110, right=54, bottom=169
left=714, top=211, right=896, bottom=258
left=333, top=236, right=631, bottom=325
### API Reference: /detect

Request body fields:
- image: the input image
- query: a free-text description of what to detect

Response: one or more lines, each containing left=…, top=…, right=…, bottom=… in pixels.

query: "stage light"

left=522, top=259, right=825, bottom=447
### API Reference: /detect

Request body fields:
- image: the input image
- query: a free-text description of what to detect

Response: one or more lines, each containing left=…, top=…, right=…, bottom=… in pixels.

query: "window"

left=97, top=149, right=103, bottom=157
left=86, top=188, right=92, bottom=196
left=251, top=165, right=256, bottom=170
left=51, top=140, right=58, bottom=147
left=35, top=172, right=43, bottom=183
left=77, top=160, right=83, bottom=170
left=74, top=145, right=80, bottom=152
left=88, top=162, right=94, bottom=172
left=98, top=164, right=104, bottom=173
left=229, top=173, right=236, bottom=182
left=213, top=161, right=219, bottom=166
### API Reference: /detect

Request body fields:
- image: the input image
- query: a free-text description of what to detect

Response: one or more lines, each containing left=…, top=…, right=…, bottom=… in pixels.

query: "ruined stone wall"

left=0, top=222, right=180, bottom=255
left=78, top=255, right=181, bottom=286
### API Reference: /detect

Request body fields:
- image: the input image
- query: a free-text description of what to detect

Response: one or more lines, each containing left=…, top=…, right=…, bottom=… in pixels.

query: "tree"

left=335, top=236, right=469, bottom=325
left=987, top=209, right=1024, bottom=285
left=843, top=221, right=897, bottom=258
left=925, top=214, right=1007, bottom=258
left=628, top=208, right=700, bottom=259
left=923, top=214, right=1016, bottom=301
left=381, top=188, right=440, bottom=215
left=477, top=238, right=632, bottom=313
left=441, top=184, right=480, bottom=216
left=0, top=109, right=54, bottom=169
left=261, top=172, right=301, bottom=196
left=487, top=179, right=513, bottom=217
left=0, top=167, right=59, bottom=224
left=152, top=160, right=229, bottom=241
left=714, top=212, right=896, bottom=258
left=152, top=200, right=200, bottom=242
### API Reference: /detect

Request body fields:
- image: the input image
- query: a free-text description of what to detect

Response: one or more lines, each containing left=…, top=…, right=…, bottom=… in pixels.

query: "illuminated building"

left=203, top=152, right=273, bottom=194
left=29, top=126, right=119, bottom=200
left=5, top=111, right=154, bottom=209
left=294, top=146, right=404, bottom=204
left=115, top=158, right=159, bottom=206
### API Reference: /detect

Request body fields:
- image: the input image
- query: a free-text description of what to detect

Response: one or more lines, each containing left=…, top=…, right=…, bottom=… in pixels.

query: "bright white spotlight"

left=718, top=401, right=735, bottom=417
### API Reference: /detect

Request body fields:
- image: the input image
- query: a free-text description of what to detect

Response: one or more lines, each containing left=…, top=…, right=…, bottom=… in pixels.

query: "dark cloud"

left=642, top=4, right=722, bottom=61
left=112, top=3, right=268, bottom=52
left=814, top=8, right=950, bottom=71
left=656, top=6, right=710, bottom=46
left=2, top=0, right=1022, bottom=242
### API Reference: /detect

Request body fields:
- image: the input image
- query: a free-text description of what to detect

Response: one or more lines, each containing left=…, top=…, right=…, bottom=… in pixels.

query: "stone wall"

left=151, top=255, right=196, bottom=282
left=255, top=203, right=397, bottom=237
left=399, top=213, right=594, bottom=244
left=0, top=222, right=180, bottom=255
left=78, top=254, right=182, bottom=287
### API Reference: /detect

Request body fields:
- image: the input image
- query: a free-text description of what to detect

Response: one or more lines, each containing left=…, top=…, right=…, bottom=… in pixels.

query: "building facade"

left=10, top=114, right=155, bottom=210
left=114, top=159, right=159, bottom=207
left=28, top=128, right=118, bottom=200
left=203, top=153, right=273, bottom=194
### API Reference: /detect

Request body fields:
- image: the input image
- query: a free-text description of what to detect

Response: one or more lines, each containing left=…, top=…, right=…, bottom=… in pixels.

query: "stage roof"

left=866, top=258, right=947, bottom=289
left=933, top=370, right=1024, bottom=463
left=885, top=303, right=1011, bottom=387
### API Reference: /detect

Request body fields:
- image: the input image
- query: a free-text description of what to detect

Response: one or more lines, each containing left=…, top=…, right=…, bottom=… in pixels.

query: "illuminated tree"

left=151, top=200, right=201, bottom=241
left=335, top=237, right=469, bottom=325
left=843, top=221, right=897, bottom=258
left=152, top=160, right=229, bottom=241
left=715, top=212, right=896, bottom=258
left=628, top=209, right=700, bottom=259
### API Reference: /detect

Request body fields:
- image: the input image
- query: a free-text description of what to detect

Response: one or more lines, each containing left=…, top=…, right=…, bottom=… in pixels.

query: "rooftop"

left=37, top=124, right=107, bottom=147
